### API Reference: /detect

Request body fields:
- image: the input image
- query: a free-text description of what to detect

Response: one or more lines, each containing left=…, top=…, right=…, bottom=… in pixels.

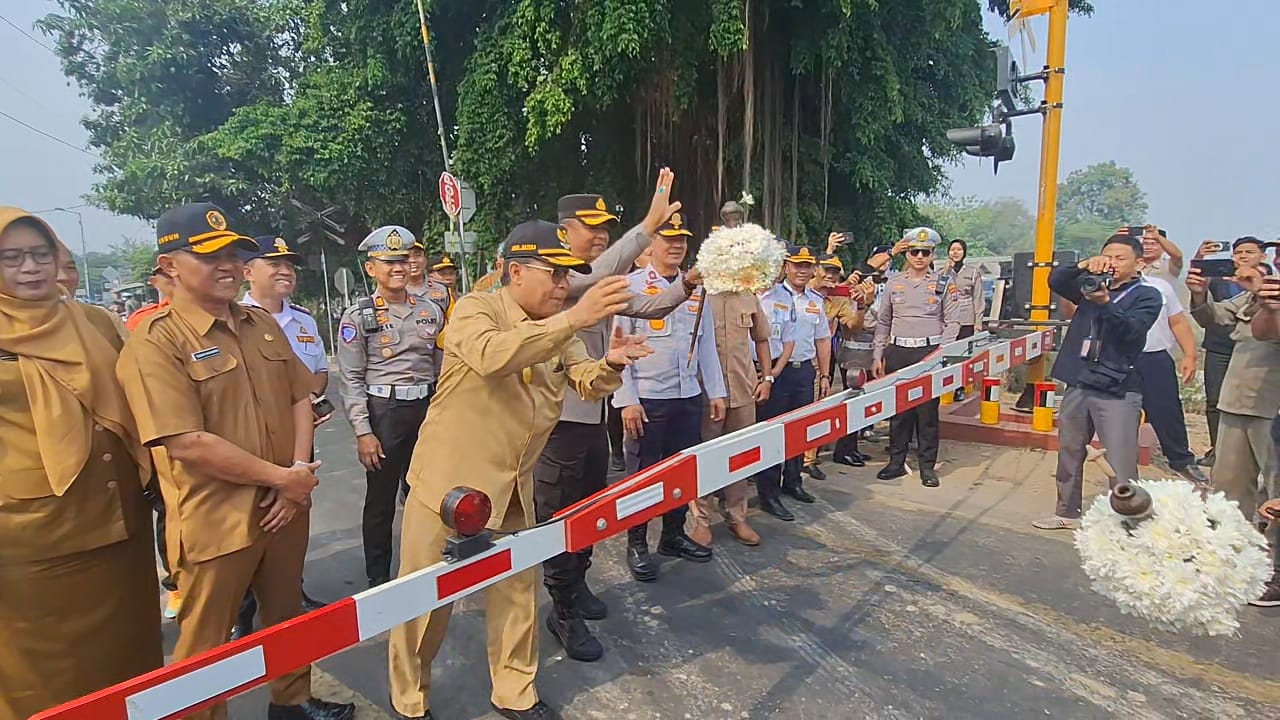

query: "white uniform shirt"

left=612, top=267, right=727, bottom=407
left=758, top=282, right=831, bottom=362
left=241, top=293, right=329, bottom=374
left=1140, top=275, right=1182, bottom=354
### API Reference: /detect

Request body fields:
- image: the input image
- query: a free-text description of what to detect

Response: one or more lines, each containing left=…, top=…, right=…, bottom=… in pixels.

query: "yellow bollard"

left=1032, top=381, right=1056, bottom=432
left=940, top=387, right=954, bottom=406
left=980, top=377, right=1001, bottom=425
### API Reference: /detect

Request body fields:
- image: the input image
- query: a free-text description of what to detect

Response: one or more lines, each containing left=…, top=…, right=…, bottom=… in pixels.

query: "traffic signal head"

left=946, top=123, right=1004, bottom=156
left=994, top=45, right=1019, bottom=113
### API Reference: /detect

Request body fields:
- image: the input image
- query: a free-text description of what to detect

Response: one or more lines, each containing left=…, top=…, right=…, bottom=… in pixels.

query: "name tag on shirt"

left=191, top=347, right=222, bottom=362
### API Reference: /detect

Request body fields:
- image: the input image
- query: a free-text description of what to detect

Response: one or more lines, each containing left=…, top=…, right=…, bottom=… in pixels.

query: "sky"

left=2, top=0, right=1277, bottom=255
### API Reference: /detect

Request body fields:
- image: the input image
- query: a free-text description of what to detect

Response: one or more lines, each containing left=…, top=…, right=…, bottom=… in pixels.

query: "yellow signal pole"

left=1011, top=0, right=1070, bottom=390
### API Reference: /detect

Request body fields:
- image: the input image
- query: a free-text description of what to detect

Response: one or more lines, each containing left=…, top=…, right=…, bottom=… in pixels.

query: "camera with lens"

left=1078, top=271, right=1114, bottom=294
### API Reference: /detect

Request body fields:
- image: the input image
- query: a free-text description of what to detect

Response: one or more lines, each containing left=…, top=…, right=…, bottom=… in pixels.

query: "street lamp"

left=43, top=207, right=89, bottom=300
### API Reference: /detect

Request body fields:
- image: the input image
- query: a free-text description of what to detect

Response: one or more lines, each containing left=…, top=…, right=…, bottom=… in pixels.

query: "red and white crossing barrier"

left=34, top=329, right=1052, bottom=720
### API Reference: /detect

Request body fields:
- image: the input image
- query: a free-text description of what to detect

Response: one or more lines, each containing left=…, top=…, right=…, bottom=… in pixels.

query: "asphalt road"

left=166, top=393, right=1280, bottom=720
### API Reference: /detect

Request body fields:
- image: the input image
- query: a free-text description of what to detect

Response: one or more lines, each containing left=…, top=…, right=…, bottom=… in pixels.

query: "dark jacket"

left=1049, top=266, right=1163, bottom=396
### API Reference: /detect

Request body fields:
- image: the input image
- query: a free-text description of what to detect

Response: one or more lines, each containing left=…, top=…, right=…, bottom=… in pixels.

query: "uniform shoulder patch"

left=340, top=324, right=358, bottom=344
left=289, top=302, right=312, bottom=316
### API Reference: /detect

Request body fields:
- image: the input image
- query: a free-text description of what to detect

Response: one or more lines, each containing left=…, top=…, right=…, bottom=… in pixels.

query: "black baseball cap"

left=557, top=194, right=618, bottom=226
left=785, top=245, right=818, bottom=264
left=156, top=202, right=257, bottom=255
left=502, top=220, right=591, bottom=273
left=245, top=235, right=303, bottom=263
left=429, top=253, right=458, bottom=271
left=656, top=212, right=693, bottom=238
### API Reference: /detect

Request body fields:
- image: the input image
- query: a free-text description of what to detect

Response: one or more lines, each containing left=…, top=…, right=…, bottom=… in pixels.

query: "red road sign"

left=439, top=172, right=462, bottom=218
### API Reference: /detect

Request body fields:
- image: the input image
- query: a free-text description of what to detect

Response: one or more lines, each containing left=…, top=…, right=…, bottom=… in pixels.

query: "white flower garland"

left=1075, top=479, right=1272, bottom=636
left=694, top=223, right=786, bottom=295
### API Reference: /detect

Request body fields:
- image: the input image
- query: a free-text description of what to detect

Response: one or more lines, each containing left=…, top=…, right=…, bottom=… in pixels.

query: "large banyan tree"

left=41, top=0, right=1061, bottom=258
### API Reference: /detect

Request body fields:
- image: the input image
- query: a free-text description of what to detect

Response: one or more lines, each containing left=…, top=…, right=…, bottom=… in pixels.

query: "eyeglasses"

left=517, top=262, right=571, bottom=284
left=907, top=248, right=933, bottom=257
left=0, top=246, right=56, bottom=268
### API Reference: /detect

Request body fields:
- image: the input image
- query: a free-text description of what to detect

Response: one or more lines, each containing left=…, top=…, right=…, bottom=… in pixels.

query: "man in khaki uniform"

left=687, top=283, right=782, bottom=547
left=1187, top=264, right=1280, bottom=606
left=117, top=203, right=353, bottom=720
left=388, top=221, right=652, bottom=720
left=802, top=253, right=863, bottom=479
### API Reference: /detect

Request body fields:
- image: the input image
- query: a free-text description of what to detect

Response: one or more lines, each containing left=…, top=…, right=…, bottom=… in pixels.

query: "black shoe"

left=853, top=451, right=872, bottom=462
left=627, top=544, right=657, bottom=582
left=782, top=483, right=816, bottom=503
left=657, top=533, right=713, bottom=562
left=806, top=464, right=827, bottom=481
left=267, top=698, right=356, bottom=720
left=492, top=700, right=560, bottom=720
left=920, top=467, right=940, bottom=488
left=571, top=580, right=608, bottom=620
left=545, top=605, right=604, bottom=662
left=759, top=496, right=794, bottom=521
left=392, top=711, right=431, bottom=720
left=1173, top=463, right=1209, bottom=486
left=833, top=454, right=865, bottom=467
left=301, top=591, right=327, bottom=613
left=877, top=464, right=907, bottom=481
left=1197, top=451, right=1215, bottom=468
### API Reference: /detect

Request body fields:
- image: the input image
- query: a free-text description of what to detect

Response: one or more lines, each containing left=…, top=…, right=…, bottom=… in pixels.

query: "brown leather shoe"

left=728, top=522, right=760, bottom=546
left=689, top=523, right=713, bottom=547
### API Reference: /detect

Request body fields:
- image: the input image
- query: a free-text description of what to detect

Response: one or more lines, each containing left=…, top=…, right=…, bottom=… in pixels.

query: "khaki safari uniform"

left=388, top=288, right=621, bottom=717
left=803, top=291, right=861, bottom=468
left=117, top=299, right=317, bottom=720
left=1190, top=290, right=1280, bottom=570
left=0, top=304, right=162, bottom=720
left=688, top=290, right=772, bottom=531
left=949, top=263, right=984, bottom=332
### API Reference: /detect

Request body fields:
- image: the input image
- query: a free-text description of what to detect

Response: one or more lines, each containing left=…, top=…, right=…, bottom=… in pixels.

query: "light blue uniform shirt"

left=612, top=267, right=728, bottom=408
left=241, top=293, right=329, bottom=374
left=758, top=282, right=830, bottom=362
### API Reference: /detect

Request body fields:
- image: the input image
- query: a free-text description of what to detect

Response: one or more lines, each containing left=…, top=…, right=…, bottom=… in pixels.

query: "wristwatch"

left=763, top=375, right=775, bottom=383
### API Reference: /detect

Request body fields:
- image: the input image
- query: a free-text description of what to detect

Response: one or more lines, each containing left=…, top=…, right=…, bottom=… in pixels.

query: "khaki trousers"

left=688, top=403, right=756, bottom=532
left=1211, top=411, right=1280, bottom=570
left=389, top=489, right=538, bottom=716
left=803, top=372, right=829, bottom=467
left=173, top=511, right=312, bottom=720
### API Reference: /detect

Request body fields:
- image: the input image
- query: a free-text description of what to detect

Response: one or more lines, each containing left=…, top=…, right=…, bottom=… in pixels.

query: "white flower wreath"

left=694, top=223, right=785, bottom=295
left=1075, top=479, right=1272, bottom=636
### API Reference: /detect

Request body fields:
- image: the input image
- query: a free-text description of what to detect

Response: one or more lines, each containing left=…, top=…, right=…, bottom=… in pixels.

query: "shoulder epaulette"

left=289, top=302, right=312, bottom=316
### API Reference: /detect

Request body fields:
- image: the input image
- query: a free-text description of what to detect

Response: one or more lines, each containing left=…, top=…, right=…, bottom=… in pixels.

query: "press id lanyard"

left=1081, top=282, right=1138, bottom=360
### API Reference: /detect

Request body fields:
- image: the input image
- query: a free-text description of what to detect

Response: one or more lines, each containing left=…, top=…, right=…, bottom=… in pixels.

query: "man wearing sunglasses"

left=336, top=226, right=445, bottom=589
left=872, top=227, right=962, bottom=488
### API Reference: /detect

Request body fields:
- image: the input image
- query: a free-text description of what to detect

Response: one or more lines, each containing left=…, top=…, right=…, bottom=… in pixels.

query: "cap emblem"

left=274, top=237, right=289, bottom=253
left=917, top=229, right=930, bottom=240
left=386, top=230, right=404, bottom=251
left=595, top=197, right=607, bottom=211
left=206, top=210, right=227, bottom=231
left=556, top=226, right=570, bottom=250
left=670, top=213, right=683, bottom=229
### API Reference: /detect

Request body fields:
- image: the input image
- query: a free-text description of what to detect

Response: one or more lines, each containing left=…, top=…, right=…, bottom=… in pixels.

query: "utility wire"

left=0, top=14, right=56, bottom=54
left=0, top=109, right=100, bottom=159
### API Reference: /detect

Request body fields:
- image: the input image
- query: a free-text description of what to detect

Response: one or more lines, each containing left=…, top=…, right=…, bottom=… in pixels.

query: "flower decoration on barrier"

left=1075, top=479, right=1272, bottom=636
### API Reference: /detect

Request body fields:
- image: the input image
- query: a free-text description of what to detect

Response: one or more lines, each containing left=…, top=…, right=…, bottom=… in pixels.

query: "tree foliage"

left=1056, top=161, right=1149, bottom=229
left=919, top=196, right=1036, bottom=257
left=43, top=0, right=1003, bottom=270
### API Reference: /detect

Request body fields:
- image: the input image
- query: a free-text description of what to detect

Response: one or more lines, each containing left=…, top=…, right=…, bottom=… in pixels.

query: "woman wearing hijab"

left=946, top=239, right=984, bottom=401
left=0, top=207, right=163, bottom=720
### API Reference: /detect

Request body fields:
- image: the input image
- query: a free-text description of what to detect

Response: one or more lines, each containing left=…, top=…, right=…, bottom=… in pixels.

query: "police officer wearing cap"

left=754, top=245, right=832, bottom=520
left=873, top=227, right=961, bottom=487
left=406, top=238, right=455, bottom=316
left=801, top=253, right=862, bottom=479
left=388, top=220, right=650, bottom=720
left=117, top=202, right=352, bottom=720
left=427, top=253, right=460, bottom=293
left=231, top=235, right=330, bottom=636
left=337, top=226, right=445, bottom=588
left=534, top=169, right=691, bottom=662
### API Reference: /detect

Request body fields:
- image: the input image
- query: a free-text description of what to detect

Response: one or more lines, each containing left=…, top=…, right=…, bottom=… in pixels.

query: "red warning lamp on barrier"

left=440, top=486, right=494, bottom=562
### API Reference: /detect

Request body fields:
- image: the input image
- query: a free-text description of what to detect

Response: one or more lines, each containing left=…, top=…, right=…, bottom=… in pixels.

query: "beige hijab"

left=0, top=207, right=149, bottom=494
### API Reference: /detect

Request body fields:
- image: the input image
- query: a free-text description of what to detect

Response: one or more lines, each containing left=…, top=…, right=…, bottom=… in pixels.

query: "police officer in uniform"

left=802, top=253, right=862, bottom=479
left=233, top=235, right=330, bottom=636
left=407, top=237, right=455, bottom=317
left=337, top=226, right=445, bottom=588
left=754, top=245, right=831, bottom=520
left=832, top=275, right=878, bottom=466
left=873, top=227, right=961, bottom=487
left=427, top=253, right=460, bottom=295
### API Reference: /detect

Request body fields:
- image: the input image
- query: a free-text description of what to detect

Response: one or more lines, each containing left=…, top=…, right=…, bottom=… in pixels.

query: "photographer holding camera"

left=1032, top=234, right=1163, bottom=531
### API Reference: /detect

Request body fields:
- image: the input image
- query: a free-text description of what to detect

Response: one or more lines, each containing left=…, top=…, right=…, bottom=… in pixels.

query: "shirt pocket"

left=647, top=318, right=672, bottom=338
left=186, top=353, right=239, bottom=383
left=736, top=312, right=755, bottom=329
left=371, top=329, right=401, bottom=350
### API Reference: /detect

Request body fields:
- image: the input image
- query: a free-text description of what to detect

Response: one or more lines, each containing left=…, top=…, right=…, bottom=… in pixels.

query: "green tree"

left=1056, top=161, right=1149, bottom=228
left=919, top=196, right=1036, bottom=257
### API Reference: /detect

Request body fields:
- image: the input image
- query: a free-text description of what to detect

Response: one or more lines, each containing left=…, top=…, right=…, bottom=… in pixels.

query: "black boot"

left=491, top=701, right=560, bottom=720
left=267, top=699, right=356, bottom=720
left=806, top=464, right=827, bottom=481
left=832, top=436, right=864, bottom=466
left=782, top=480, right=816, bottom=504
left=571, top=579, right=608, bottom=620
left=657, top=531, right=712, bottom=562
left=757, top=486, right=794, bottom=521
left=626, top=525, right=657, bottom=582
left=546, top=587, right=604, bottom=662
left=919, top=466, right=940, bottom=488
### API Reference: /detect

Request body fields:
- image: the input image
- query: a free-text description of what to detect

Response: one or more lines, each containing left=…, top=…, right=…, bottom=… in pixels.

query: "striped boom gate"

left=34, top=330, right=1047, bottom=720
